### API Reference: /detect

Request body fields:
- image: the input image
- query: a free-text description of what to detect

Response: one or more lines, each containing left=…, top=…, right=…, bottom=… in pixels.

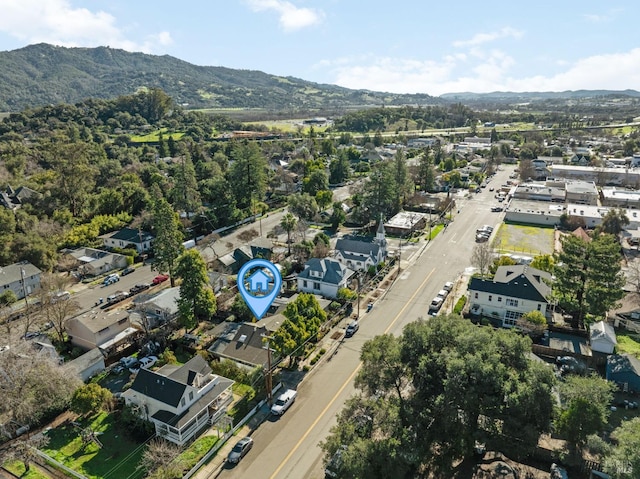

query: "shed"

left=590, top=321, right=617, bottom=354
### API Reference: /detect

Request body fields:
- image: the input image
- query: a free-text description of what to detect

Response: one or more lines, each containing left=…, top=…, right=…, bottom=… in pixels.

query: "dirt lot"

left=493, top=224, right=555, bottom=257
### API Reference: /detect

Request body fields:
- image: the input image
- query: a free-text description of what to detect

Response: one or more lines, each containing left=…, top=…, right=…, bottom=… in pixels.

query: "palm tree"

left=281, top=213, right=297, bottom=255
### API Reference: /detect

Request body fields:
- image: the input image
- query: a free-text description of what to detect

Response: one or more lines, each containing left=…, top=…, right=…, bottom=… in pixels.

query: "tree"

left=322, top=315, right=556, bottom=477
left=170, top=154, right=201, bottom=216
left=230, top=293, right=253, bottom=322
left=280, top=212, right=297, bottom=255
left=488, top=254, right=518, bottom=275
left=556, top=375, right=616, bottom=453
left=363, top=161, right=398, bottom=222
left=152, top=188, right=185, bottom=288
left=0, top=432, right=49, bottom=473
left=530, top=254, right=554, bottom=273
left=329, top=152, right=350, bottom=184
left=315, top=189, right=333, bottom=212
left=516, top=310, right=547, bottom=338
left=227, top=140, right=268, bottom=210
left=416, top=150, right=435, bottom=192
left=138, top=438, right=185, bottom=479
left=330, top=202, right=346, bottom=230
left=303, top=169, right=329, bottom=197
left=271, top=293, right=327, bottom=364
left=393, top=149, right=413, bottom=210
left=554, top=233, right=625, bottom=328
left=287, top=193, right=318, bottom=222
left=604, top=417, right=640, bottom=479
left=70, top=383, right=113, bottom=416
left=175, top=249, right=216, bottom=330
left=598, top=207, right=629, bottom=237
left=471, top=242, right=494, bottom=277
left=518, top=158, right=536, bottom=181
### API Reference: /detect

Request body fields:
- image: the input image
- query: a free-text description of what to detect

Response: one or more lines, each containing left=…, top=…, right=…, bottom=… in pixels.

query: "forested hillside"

left=0, top=43, right=440, bottom=112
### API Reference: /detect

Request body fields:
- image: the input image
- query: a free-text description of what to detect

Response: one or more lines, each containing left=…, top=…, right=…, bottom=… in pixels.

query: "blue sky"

left=1, top=0, right=640, bottom=96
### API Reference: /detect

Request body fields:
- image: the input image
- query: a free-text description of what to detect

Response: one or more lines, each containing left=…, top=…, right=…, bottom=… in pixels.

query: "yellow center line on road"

left=269, top=267, right=436, bottom=479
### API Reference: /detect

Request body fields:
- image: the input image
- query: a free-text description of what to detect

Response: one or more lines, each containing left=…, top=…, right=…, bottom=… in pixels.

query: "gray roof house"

left=122, top=355, right=234, bottom=445
left=468, top=265, right=552, bottom=328
left=0, top=261, right=42, bottom=301
left=607, top=354, right=640, bottom=393
left=297, top=257, right=355, bottom=299
left=334, top=222, right=387, bottom=273
left=66, top=309, right=139, bottom=355
left=208, top=314, right=283, bottom=368
left=131, top=287, right=180, bottom=328
left=0, top=185, right=40, bottom=212
left=64, top=247, right=128, bottom=277
left=100, top=227, right=154, bottom=253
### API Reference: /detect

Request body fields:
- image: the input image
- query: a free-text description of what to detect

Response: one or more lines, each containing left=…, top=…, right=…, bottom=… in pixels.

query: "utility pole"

left=262, top=333, right=273, bottom=404
left=20, top=265, right=29, bottom=311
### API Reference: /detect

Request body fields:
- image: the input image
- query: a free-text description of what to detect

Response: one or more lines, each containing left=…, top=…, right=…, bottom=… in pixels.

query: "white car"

left=443, top=282, right=454, bottom=292
left=139, top=355, right=158, bottom=370
left=436, top=289, right=448, bottom=300
left=428, top=297, right=444, bottom=315
left=271, top=389, right=297, bottom=416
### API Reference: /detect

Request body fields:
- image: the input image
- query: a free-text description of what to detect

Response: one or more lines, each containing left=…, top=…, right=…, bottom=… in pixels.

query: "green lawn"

left=42, top=411, right=147, bottom=479
left=494, top=223, right=555, bottom=256
left=3, top=460, right=49, bottom=478
left=616, top=331, right=640, bottom=357
left=129, top=128, right=184, bottom=143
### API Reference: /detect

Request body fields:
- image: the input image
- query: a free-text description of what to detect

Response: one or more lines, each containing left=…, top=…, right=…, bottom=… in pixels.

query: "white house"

left=467, top=265, right=552, bottom=328
left=334, top=222, right=387, bottom=272
left=590, top=320, right=617, bottom=354
left=100, top=227, right=154, bottom=253
left=122, top=355, right=234, bottom=446
left=297, top=258, right=355, bottom=299
left=0, top=261, right=41, bottom=300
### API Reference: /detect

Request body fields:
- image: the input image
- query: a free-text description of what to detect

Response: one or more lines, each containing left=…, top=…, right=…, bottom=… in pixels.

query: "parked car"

left=51, top=290, right=70, bottom=303
left=428, top=297, right=443, bottom=315
left=139, top=355, right=158, bottom=370
left=121, top=266, right=135, bottom=276
left=325, top=445, right=347, bottom=478
left=436, top=289, right=448, bottom=300
left=227, top=437, right=254, bottom=464
left=103, top=273, right=120, bottom=285
left=23, top=331, right=41, bottom=340
left=476, top=225, right=494, bottom=234
left=152, top=274, right=169, bottom=285
left=130, top=283, right=151, bottom=295
left=271, top=389, right=297, bottom=416
left=443, top=281, right=454, bottom=292
left=345, top=320, right=359, bottom=338
left=120, top=356, right=139, bottom=368
left=491, top=206, right=503, bottom=212
left=475, top=233, right=490, bottom=243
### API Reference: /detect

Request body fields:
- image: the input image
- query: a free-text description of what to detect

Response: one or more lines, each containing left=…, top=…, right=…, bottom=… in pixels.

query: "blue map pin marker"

left=237, top=258, right=282, bottom=320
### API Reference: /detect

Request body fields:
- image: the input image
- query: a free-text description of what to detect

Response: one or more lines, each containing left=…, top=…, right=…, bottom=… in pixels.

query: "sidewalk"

left=192, top=403, right=272, bottom=479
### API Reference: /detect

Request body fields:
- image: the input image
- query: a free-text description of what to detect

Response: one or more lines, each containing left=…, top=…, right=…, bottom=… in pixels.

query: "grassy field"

left=3, top=461, right=49, bottom=478
left=129, top=128, right=185, bottom=143
left=494, top=223, right=555, bottom=256
left=616, top=330, right=640, bottom=356
left=42, top=411, right=147, bottom=479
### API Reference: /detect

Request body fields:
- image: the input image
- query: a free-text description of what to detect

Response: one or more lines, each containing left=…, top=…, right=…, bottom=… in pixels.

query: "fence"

left=35, top=450, right=88, bottom=479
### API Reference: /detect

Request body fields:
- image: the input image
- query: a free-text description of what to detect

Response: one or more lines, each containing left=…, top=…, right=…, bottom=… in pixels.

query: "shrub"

left=453, top=295, right=467, bottom=314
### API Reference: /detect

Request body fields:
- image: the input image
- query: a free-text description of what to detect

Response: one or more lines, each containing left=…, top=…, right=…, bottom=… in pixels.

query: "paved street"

left=214, top=165, right=515, bottom=479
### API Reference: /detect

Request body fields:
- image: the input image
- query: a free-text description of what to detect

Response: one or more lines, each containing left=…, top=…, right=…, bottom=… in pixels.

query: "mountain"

left=440, top=90, right=640, bottom=102
left=0, top=43, right=441, bottom=112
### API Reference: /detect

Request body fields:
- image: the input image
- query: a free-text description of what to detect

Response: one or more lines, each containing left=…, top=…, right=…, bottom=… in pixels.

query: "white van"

left=271, top=389, right=297, bottom=416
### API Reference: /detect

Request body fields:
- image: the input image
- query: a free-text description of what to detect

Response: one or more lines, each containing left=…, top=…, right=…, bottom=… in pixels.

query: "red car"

left=152, top=274, right=169, bottom=285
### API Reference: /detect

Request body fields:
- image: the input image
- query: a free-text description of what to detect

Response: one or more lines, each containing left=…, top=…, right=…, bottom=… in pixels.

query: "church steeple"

left=376, top=214, right=386, bottom=244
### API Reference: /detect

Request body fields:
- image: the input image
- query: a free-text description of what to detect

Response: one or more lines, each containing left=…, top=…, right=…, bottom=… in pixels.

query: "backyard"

left=42, top=411, right=147, bottom=479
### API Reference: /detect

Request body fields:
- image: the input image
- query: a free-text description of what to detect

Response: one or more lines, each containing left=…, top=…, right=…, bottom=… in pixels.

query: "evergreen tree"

left=227, top=140, right=268, bottom=210
left=151, top=186, right=184, bottom=287
left=175, top=249, right=216, bottom=330
left=170, top=154, right=201, bottom=216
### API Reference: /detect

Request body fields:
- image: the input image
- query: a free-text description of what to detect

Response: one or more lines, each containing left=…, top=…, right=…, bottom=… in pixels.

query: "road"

left=216, top=165, right=516, bottom=478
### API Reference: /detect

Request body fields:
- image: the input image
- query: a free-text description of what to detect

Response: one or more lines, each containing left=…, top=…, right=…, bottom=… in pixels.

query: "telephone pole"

left=262, top=333, right=274, bottom=404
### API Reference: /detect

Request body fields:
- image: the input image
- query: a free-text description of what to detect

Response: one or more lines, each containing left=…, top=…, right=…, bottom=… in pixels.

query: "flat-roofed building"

left=600, top=187, right=640, bottom=209
left=565, top=181, right=599, bottom=205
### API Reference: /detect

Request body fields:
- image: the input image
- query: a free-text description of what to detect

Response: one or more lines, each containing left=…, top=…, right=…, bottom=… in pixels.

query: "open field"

left=493, top=223, right=555, bottom=257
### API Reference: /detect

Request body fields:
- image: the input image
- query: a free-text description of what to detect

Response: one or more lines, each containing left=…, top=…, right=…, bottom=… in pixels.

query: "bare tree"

left=0, top=352, right=80, bottom=428
left=138, top=438, right=185, bottom=478
left=471, top=243, right=495, bottom=278
left=0, top=432, right=50, bottom=472
left=626, top=259, right=640, bottom=293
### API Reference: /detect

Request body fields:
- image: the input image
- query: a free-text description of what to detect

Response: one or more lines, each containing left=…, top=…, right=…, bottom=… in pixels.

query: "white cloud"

left=245, top=0, right=324, bottom=32
left=582, top=8, right=622, bottom=23
left=323, top=47, right=640, bottom=96
left=0, top=0, right=170, bottom=52
left=453, top=27, right=523, bottom=48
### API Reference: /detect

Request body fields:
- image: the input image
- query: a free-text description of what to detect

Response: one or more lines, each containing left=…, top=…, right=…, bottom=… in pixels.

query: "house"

left=383, top=211, right=428, bottom=236
left=0, top=261, right=42, bottom=300
left=590, top=321, right=617, bottom=354
left=334, top=222, right=387, bottom=273
left=66, top=309, right=139, bottom=355
left=208, top=314, right=283, bottom=369
left=607, top=354, right=640, bottom=393
left=0, top=185, right=40, bottom=212
left=63, top=347, right=106, bottom=382
left=63, top=247, right=128, bottom=277
left=297, top=258, right=355, bottom=299
left=122, top=355, right=234, bottom=445
left=467, top=265, right=552, bottom=328
left=100, top=227, right=154, bottom=253
left=131, top=287, right=180, bottom=328
left=212, top=238, right=274, bottom=273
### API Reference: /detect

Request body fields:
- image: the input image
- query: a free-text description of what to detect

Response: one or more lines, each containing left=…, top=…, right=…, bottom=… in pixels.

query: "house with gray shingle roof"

left=334, top=221, right=387, bottom=272
left=0, top=261, right=42, bottom=300
left=122, top=355, right=234, bottom=445
left=607, top=353, right=640, bottom=392
left=467, top=265, right=552, bottom=329
left=100, top=227, right=154, bottom=253
left=297, top=257, right=355, bottom=299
